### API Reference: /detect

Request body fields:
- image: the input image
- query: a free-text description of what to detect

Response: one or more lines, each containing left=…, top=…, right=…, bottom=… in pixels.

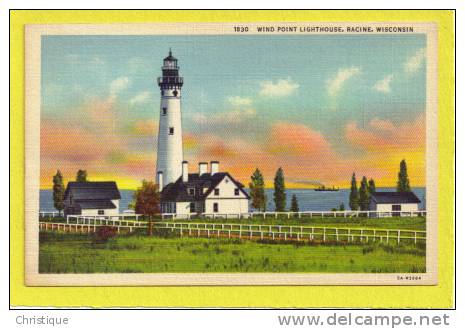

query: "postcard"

left=24, top=22, right=439, bottom=286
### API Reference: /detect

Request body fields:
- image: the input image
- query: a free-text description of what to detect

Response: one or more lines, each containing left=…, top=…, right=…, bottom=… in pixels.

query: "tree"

left=273, top=167, right=286, bottom=212
left=339, top=202, right=345, bottom=211
left=290, top=194, right=299, bottom=213
left=76, top=169, right=88, bottom=182
left=396, top=159, right=411, bottom=192
left=52, top=170, right=65, bottom=216
left=359, top=176, right=370, bottom=211
left=133, top=180, right=160, bottom=236
left=248, top=168, right=267, bottom=212
left=368, top=178, right=376, bottom=195
left=349, top=173, right=359, bottom=210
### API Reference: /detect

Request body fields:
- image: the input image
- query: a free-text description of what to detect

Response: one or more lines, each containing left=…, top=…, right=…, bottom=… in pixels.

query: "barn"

left=63, top=181, right=121, bottom=217
left=369, top=191, right=421, bottom=216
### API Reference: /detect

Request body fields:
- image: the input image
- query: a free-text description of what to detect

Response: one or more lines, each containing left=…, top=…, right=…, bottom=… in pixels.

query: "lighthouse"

left=156, top=50, right=184, bottom=189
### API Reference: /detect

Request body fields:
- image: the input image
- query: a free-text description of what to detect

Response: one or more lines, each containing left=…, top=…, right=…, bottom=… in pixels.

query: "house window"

left=98, top=210, right=105, bottom=215
left=214, top=188, right=219, bottom=196
left=188, top=188, right=195, bottom=196
left=392, top=205, right=401, bottom=211
left=169, top=127, right=174, bottom=135
left=189, top=202, right=195, bottom=213
left=162, top=107, right=167, bottom=115
left=213, top=203, right=219, bottom=213
left=234, top=188, right=240, bottom=196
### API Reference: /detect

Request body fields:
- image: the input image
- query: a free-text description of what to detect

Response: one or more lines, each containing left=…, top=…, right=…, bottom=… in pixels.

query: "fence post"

left=336, top=228, right=338, bottom=242
left=414, top=231, right=417, bottom=244
left=323, top=228, right=326, bottom=242
left=397, top=230, right=401, bottom=244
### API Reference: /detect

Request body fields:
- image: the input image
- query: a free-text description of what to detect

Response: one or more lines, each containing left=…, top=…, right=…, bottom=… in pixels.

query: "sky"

left=41, top=34, right=426, bottom=189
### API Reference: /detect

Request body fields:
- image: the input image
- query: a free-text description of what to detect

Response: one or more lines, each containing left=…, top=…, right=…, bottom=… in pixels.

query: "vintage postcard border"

left=11, top=10, right=454, bottom=308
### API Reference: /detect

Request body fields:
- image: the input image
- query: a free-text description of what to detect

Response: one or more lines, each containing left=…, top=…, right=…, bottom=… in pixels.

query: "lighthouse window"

left=188, top=188, right=195, bottom=196
left=169, top=127, right=174, bottom=135
left=234, top=188, right=240, bottom=196
left=214, top=188, right=220, bottom=196
left=213, top=203, right=219, bottom=213
left=162, top=107, right=167, bottom=115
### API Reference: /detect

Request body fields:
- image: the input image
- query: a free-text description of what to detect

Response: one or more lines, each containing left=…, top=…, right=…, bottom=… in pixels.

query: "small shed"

left=369, top=192, right=421, bottom=216
left=64, top=181, right=121, bottom=217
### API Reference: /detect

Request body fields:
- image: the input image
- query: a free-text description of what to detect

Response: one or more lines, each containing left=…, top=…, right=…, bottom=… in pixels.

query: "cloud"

left=129, top=120, right=158, bottom=136
left=259, top=78, right=299, bottom=97
left=345, top=115, right=425, bottom=153
left=227, top=96, right=252, bottom=106
left=326, top=67, right=361, bottom=97
left=404, top=48, right=426, bottom=74
left=191, top=108, right=256, bottom=125
left=129, top=91, right=151, bottom=105
left=267, top=123, right=335, bottom=158
left=373, top=74, right=394, bottom=93
left=109, top=76, right=130, bottom=97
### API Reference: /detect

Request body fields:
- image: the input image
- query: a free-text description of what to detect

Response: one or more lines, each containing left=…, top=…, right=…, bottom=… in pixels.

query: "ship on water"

left=314, top=185, right=340, bottom=192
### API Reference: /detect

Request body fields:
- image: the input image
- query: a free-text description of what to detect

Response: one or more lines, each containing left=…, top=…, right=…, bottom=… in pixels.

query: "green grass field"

left=39, top=231, right=426, bottom=274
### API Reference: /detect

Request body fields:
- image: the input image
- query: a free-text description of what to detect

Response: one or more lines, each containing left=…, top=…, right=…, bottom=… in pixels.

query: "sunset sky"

left=41, top=34, right=426, bottom=189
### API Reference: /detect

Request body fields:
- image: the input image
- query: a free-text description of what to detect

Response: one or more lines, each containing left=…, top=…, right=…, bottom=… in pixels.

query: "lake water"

left=39, top=187, right=426, bottom=212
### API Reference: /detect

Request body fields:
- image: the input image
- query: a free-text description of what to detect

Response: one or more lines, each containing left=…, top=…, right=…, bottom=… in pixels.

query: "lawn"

left=39, top=231, right=426, bottom=274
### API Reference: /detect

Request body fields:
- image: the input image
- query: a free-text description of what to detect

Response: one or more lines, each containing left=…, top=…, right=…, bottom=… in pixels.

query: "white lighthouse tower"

left=156, top=50, right=184, bottom=189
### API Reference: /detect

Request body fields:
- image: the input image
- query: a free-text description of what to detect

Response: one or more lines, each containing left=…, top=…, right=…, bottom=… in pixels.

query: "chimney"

left=182, top=161, right=189, bottom=182
left=210, top=161, right=219, bottom=175
left=157, top=171, right=163, bottom=192
left=199, top=162, right=208, bottom=176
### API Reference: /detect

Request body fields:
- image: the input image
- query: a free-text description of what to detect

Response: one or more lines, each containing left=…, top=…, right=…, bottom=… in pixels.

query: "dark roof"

left=370, top=192, right=421, bottom=204
left=75, top=200, right=117, bottom=210
left=161, top=172, right=249, bottom=202
left=164, top=49, right=177, bottom=61
left=64, top=181, right=121, bottom=200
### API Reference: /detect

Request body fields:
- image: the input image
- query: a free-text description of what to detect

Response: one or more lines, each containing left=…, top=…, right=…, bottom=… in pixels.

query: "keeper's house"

left=63, top=181, right=121, bottom=217
left=160, top=161, right=250, bottom=217
left=368, top=191, right=421, bottom=216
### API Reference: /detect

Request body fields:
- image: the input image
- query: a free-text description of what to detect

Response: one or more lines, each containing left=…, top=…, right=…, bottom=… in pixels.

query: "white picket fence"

left=159, top=210, right=427, bottom=220
left=154, top=222, right=426, bottom=245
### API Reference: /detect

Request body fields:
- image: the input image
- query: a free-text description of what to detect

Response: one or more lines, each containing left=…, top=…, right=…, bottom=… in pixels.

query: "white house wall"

left=204, top=198, right=249, bottom=214
left=371, top=202, right=419, bottom=217
left=205, top=176, right=249, bottom=214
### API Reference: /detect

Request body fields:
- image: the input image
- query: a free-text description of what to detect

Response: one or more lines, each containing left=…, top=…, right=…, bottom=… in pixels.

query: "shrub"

left=94, top=226, right=117, bottom=243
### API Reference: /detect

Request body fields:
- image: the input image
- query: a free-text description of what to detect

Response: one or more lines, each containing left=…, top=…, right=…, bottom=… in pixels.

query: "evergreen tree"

left=349, top=173, right=360, bottom=210
left=290, top=194, right=299, bottom=213
left=273, top=167, right=286, bottom=212
left=396, top=159, right=411, bottom=192
left=52, top=170, right=65, bottom=216
left=248, top=168, right=267, bottom=212
left=368, top=178, right=376, bottom=195
left=359, top=176, right=370, bottom=211
left=76, top=169, right=88, bottom=182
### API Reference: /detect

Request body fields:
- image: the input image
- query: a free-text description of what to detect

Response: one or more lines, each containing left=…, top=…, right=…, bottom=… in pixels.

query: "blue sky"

left=40, top=34, right=427, bottom=188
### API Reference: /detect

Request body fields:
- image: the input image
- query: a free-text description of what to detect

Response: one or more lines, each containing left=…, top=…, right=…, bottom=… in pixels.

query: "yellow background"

left=10, top=10, right=455, bottom=308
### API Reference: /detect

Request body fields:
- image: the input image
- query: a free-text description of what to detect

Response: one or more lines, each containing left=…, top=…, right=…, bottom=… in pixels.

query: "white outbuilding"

left=368, top=192, right=421, bottom=216
left=63, top=181, right=121, bottom=217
